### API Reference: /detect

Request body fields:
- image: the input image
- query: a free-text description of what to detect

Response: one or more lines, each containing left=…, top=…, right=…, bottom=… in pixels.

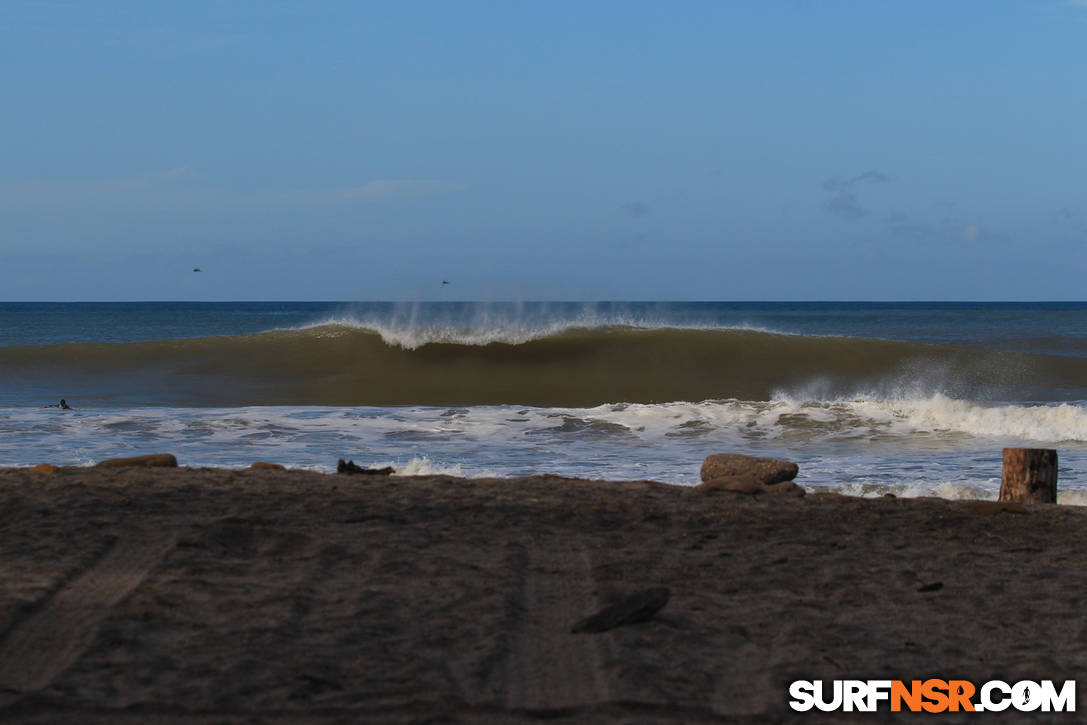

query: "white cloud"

left=166, top=166, right=200, bottom=179
left=343, top=179, right=454, bottom=202
left=0, top=168, right=212, bottom=209
left=0, top=172, right=459, bottom=212
left=0, top=176, right=148, bottom=207
left=821, top=169, right=890, bottom=220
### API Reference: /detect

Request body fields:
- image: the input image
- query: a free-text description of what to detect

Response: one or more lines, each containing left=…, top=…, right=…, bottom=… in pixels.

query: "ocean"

left=3, top=301, right=1087, bottom=502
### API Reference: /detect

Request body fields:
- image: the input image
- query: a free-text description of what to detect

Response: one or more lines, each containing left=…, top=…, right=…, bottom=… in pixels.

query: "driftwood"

left=571, top=587, right=670, bottom=634
left=999, top=448, right=1057, bottom=504
left=337, top=459, right=395, bottom=476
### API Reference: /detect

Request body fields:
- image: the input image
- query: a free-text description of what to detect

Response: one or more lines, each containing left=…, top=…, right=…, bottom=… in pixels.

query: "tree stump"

left=999, top=448, right=1057, bottom=504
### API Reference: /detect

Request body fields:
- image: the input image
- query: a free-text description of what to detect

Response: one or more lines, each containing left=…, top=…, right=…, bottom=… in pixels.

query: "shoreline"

left=1, top=464, right=1085, bottom=723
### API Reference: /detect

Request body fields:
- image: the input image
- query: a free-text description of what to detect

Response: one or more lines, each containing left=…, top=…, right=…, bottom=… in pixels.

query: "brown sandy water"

left=4, top=325, right=1082, bottom=406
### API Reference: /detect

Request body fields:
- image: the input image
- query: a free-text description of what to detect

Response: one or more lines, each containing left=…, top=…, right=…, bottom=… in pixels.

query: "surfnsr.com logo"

left=789, top=679, right=1075, bottom=713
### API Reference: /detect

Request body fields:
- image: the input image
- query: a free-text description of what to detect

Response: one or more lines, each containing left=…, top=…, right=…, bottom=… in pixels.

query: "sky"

left=2, top=1, right=1085, bottom=301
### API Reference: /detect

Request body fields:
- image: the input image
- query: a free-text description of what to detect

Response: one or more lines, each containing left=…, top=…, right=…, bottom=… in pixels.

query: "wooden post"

left=999, top=448, right=1058, bottom=504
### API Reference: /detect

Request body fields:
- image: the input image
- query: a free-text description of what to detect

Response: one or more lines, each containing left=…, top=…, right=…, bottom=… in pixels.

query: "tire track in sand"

left=0, top=530, right=176, bottom=702
left=495, top=539, right=613, bottom=714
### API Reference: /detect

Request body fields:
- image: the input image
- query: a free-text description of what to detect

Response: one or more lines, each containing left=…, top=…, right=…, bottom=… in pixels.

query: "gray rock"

left=95, top=454, right=178, bottom=468
left=701, top=453, right=798, bottom=485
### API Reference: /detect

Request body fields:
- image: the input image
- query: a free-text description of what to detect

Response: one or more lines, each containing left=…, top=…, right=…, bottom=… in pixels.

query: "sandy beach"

left=1, top=463, right=1085, bottom=723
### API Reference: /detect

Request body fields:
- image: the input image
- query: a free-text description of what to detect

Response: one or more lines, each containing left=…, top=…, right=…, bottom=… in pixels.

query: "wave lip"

left=288, top=314, right=789, bottom=350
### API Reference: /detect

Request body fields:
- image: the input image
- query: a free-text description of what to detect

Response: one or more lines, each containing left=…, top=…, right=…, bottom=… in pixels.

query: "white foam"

left=866, top=396, right=1087, bottom=442
left=6, top=401, right=1087, bottom=502
left=1057, top=490, right=1087, bottom=507
left=286, top=314, right=787, bottom=350
left=587, top=396, right=1087, bottom=446
left=369, top=455, right=495, bottom=478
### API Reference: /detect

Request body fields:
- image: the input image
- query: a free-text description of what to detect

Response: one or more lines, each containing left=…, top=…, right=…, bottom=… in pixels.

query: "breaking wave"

left=3, top=324, right=1087, bottom=407
left=581, top=396, right=1087, bottom=445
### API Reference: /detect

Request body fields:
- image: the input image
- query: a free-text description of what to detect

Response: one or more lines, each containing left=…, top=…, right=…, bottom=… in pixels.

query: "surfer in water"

left=41, top=399, right=73, bottom=410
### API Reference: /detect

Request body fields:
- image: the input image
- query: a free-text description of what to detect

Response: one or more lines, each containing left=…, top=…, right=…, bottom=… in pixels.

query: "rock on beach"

left=697, top=453, right=804, bottom=497
left=94, top=454, right=179, bottom=469
left=700, top=453, right=799, bottom=485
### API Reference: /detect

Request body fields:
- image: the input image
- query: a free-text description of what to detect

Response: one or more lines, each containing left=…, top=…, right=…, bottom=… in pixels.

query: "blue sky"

left=2, top=1, right=1085, bottom=300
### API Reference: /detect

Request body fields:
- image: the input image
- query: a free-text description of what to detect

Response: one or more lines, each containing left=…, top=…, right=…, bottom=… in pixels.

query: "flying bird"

left=193, top=268, right=201, bottom=272
left=441, top=280, right=449, bottom=285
